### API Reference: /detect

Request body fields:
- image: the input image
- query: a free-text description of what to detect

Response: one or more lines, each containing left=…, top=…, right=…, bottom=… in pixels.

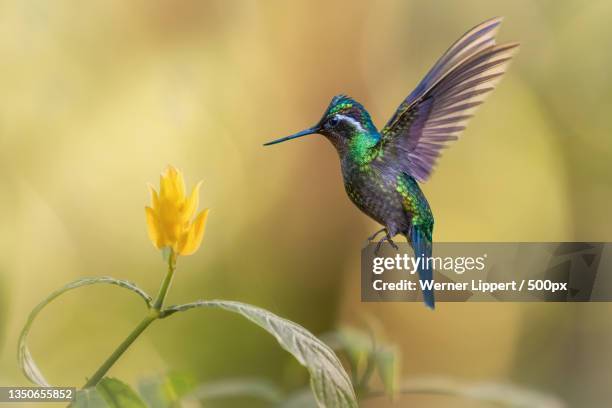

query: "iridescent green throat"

left=348, top=131, right=381, bottom=168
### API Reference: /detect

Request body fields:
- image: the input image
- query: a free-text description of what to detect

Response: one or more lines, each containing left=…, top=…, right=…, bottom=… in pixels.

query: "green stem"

left=82, top=250, right=177, bottom=389
left=153, top=250, right=176, bottom=311
left=82, top=314, right=156, bottom=389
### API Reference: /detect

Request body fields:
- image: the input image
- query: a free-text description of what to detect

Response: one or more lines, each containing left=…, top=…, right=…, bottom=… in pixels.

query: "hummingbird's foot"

left=387, top=237, right=399, bottom=250
left=366, top=228, right=386, bottom=243
left=374, top=233, right=399, bottom=255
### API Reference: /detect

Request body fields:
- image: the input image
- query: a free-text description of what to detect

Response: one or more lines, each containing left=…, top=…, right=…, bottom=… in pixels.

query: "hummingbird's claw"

left=366, top=228, right=386, bottom=244
left=388, top=238, right=399, bottom=250
left=374, top=241, right=383, bottom=256
left=373, top=233, right=399, bottom=255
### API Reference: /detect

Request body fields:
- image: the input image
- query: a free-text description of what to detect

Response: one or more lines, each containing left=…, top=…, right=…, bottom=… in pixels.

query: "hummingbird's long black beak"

left=263, top=126, right=319, bottom=146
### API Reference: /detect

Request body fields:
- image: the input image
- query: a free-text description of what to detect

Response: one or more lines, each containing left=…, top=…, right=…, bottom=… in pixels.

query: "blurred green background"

left=0, top=0, right=611, bottom=406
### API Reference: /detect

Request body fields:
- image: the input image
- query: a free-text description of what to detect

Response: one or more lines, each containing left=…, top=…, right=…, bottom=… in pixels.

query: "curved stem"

left=82, top=314, right=156, bottom=389
left=82, top=250, right=177, bottom=389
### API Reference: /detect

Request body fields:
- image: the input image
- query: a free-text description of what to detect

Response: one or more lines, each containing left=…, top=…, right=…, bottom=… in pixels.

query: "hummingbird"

left=264, top=17, right=518, bottom=309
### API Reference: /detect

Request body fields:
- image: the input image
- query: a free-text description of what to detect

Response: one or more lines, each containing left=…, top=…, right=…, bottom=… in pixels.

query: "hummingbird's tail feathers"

left=410, top=224, right=435, bottom=310
left=380, top=18, right=518, bottom=182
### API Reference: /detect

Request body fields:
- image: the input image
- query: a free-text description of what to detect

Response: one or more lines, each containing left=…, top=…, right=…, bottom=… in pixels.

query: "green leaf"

left=374, top=345, right=399, bottom=397
left=322, top=328, right=373, bottom=378
left=323, top=326, right=399, bottom=395
left=18, top=277, right=152, bottom=386
left=97, top=378, right=147, bottom=408
left=185, top=378, right=284, bottom=404
left=73, top=387, right=108, bottom=407
left=162, top=300, right=358, bottom=408
left=138, top=372, right=197, bottom=408
left=73, top=378, right=146, bottom=408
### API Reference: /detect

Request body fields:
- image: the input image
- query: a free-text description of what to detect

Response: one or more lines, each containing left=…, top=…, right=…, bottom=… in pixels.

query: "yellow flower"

left=145, top=165, right=209, bottom=256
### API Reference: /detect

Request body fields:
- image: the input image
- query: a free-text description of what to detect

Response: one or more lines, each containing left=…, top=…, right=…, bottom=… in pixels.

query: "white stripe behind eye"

left=336, top=114, right=365, bottom=132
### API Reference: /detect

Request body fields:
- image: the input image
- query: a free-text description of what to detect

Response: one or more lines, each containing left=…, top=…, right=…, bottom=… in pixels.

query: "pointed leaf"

left=322, top=328, right=373, bottom=378
left=73, top=378, right=146, bottom=408
left=375, top=345, right=399, bottom=397
left=73, top=387, right=108, bottom=407
left=96, top=378, right=147, bottom=408
left=162, top=300, right=358, bottom=408
left=138, top=372, right=197, bottom=408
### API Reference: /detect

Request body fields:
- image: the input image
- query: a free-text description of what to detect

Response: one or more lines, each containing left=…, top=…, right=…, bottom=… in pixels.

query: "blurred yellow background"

left=0, top=0, right=611, bottom=406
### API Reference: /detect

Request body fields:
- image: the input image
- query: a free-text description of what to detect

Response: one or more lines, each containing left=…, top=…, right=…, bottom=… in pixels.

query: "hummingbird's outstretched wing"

left=380, top=17, right=518, bottom=182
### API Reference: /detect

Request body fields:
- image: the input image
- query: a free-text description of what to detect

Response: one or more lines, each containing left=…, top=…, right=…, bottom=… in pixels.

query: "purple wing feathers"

left=381, top=17, right=518, bottom=182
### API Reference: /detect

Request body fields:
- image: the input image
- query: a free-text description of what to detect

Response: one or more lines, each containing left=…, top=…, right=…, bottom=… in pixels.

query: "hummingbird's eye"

left=328, top=116, right=340, bottom=127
